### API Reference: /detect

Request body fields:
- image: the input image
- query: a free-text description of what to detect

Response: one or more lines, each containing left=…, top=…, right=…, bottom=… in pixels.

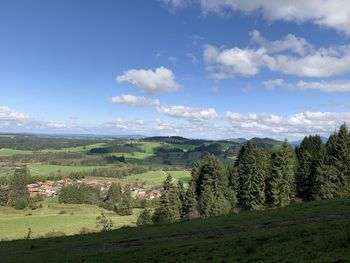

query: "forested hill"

left=143, top=136, right=283, bottom=148
left=1, top=197, right=349, bottom=262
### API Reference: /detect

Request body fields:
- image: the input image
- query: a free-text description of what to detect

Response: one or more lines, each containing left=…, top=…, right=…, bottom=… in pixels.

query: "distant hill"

left=1, top=198, right=349, bottom=262
left=226, top=138, right=248, bottom=143
left=250, top=137, right=283, bottom=148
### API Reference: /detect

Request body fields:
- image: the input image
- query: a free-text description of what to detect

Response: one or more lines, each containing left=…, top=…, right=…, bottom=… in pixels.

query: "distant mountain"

left=226, top=138, right=248, bottom=144
left=250, top=137, right=283, bottom=148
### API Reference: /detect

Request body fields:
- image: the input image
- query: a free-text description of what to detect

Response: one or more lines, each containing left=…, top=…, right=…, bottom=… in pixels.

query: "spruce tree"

left=325, top=123, right=350, bottom=196
left=136, top=209, right=153, bottom=226
left=237, top=141, right=266, bottom=210
left=296, top=135, right=326, bottom=201
left=104, top=183, right=122, bottom=210
left=182, top=179, right=199, bottom=219
left=152, top=175, right=182, bottom=223
left=116, top=187, right=133, bottom=216
left=266, top=141, right=296, bottom=207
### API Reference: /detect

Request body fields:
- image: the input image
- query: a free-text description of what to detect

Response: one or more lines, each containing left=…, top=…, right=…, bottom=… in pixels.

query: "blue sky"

left=1, top=0, right=350, bottom=139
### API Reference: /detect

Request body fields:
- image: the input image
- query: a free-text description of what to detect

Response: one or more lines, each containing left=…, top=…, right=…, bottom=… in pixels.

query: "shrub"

left=44, top=231, right=66, bottom=238
left=79, top=227, right=96, bottom=235
left=13, top=198, right=28, bottom=210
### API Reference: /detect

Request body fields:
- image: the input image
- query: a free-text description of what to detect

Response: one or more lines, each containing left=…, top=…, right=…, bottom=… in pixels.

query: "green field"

left=1, top=198, right=349, bottom=262
left=128, top=170, right=191, bottom=187
left=0, top=148, right=32, bottom=156
left=0, top=198, right=139, bottom=241
left=28, top=164, right=104, bottom=175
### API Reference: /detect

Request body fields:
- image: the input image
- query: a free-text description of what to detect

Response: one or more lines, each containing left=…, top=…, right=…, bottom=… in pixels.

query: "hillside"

left=1, top=198, right=349, bottom=262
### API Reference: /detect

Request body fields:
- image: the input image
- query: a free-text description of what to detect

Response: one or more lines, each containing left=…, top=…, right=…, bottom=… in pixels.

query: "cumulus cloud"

left=198, top=0, right=350, bottom=36
left=0, top=106, right=30, bottom=121
left=116, top=67, right=180, bottom=94
left=204, top=31, right=350, bottom=78
left=262, top=79, right=350, bottom=92
left=108, top=94, right=160, bottom=107
left=156, top=105, right=218, bottom=120
left=108, top=94, right=218, bottom=121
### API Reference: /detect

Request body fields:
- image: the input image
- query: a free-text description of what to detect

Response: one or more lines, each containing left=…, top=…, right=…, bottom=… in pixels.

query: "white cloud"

left=156, top=105, right=218, bottom=120
left=116, top=67, right=180, bottom=94
left=250, top=30, right=312, bottom=55
left=198, top=0, right=350, bottom=36
left=204, top=31, right=350, bottom=78
left=204, top=44, right=266, bottom=78
left=108, top=94, right=160, bottom=107
left=263, top=79, right=350, bottom=92
left=0, top=106, right=30, bottom=121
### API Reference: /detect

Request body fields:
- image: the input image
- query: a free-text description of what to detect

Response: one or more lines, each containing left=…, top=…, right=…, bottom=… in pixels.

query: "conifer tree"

left=296, top=135, right=326, bottom=201
left=182, top=179, right=199, bottom=219
left=266, top=141, right=296, bottom=207
left=116, top=187, right=133, bottom=216
left=136, top=209, right=153, bottom=226
left=237, top=141, right=266, bottom=210
left=325, top=123, right=350, bottom=196
left=104, top=183, right=122, bottom=210
left=152, top=175, right=182, bottom=223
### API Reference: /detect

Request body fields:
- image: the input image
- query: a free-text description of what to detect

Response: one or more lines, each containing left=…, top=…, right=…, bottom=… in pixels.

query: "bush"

left=45, top=231, right=66, bottom=238
left=79, top=227, right=96, bottom=235
left=13, top=198, right=28, bottom=210
left=137, top=209, right=153, bottom=226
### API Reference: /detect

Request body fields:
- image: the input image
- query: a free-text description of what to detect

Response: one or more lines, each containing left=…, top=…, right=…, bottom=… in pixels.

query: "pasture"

left=0, top=198, right=139, bottom=240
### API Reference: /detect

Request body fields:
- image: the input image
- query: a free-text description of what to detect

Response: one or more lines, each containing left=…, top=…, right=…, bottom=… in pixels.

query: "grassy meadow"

left=1, top=198, right=349, bottom=262
left=0, top=198, right=139, bottom=241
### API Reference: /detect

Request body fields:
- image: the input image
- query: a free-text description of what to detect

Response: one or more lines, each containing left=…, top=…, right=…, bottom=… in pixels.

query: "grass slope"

left=0, top=198, right=139, bottom=241
left=1, top=198, right=349, bottom=262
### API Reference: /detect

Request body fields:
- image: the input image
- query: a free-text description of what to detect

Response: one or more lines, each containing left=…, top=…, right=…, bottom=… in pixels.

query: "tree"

left=103, top=183, right=122, bottom=210
left=116, top=187, right=133, bottom=216
left=8, top=167, right=30, bottom=208
left=266, top=141, right=296, bottom=207
left=182, top=179, right=199, bottom=219
left=296, top=135, right=326, bottom=201
left=237, top=141, right=267, bottom=210
left=152, top=175, right=182, bottom=223
left=136, top=209, right=153, bottom=226
left=325, top=123, right=350, bottom=197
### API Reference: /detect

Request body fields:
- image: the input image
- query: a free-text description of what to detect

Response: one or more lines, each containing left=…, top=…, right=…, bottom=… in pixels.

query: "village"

left=27, top=178, right=161, bottom=200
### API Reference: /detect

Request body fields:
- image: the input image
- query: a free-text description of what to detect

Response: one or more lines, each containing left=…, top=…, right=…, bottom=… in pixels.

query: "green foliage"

left=266, top=141, right=296, bottom=207
left=103, top=183, right=122, bottom=210
left=59, top=184, right=101, bottom=205
left=152, top=175, right=182, bottom=223
left=296, top=135, right=326, bottom=201
left=136, top=209, right=153, bottom=226
left=96, top=212, right=114, bottom=231
left=116, top=187, right=133, bottom=216
left=325, top=123, right=350, bottom=197
left=237, top=141, right=267, bottom=210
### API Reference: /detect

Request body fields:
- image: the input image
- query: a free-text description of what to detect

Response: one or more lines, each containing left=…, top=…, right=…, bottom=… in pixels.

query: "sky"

left=1, top=0, right=350, bottom=140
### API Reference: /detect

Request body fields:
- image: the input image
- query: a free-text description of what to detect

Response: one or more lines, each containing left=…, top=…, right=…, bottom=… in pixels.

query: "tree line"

left=138, top=123, right=350, bottom=225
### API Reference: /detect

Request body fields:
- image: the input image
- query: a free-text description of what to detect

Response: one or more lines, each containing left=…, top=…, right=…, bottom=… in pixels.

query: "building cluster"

left=131, top=187, right=161, bottom=199
left=27, top=179, right=162, bottom=200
